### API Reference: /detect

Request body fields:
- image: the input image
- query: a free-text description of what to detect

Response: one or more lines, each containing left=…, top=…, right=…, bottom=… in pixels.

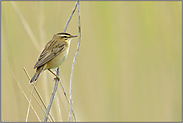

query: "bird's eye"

left=63, top=36, right=68, bottom=39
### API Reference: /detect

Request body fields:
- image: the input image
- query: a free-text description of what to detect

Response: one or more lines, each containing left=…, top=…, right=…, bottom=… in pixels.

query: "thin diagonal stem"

left=63, top=1, right=78, bottom=32
left=26, top=85, right=35, bottom=121
left=4, top=59, right=41, bottom=121
left=23, top=68, right=55, bottom=122
left=59, top=79, right=76, bottom=121
left=10, top=2, right=40, bottom=51
left=44, top=68, right=59, bottom=122
left=21, top=80, right=54, bottom=122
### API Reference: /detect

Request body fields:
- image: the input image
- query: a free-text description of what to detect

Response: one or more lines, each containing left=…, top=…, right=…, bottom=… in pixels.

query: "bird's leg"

left=48, top=69, right=60, bottom=81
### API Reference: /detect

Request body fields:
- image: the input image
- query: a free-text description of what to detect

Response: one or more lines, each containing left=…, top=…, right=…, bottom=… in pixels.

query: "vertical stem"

left=68, top=1, right=81, bottom=122
left=43, top=68, right=59, bottom=122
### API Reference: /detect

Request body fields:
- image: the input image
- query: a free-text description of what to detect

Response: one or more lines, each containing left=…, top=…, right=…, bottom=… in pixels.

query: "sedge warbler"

left=30, top=32, right=77, bottom=83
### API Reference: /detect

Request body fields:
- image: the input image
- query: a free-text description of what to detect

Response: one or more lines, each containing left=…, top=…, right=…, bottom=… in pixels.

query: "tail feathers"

left=30, top=66, right=44, bottom=83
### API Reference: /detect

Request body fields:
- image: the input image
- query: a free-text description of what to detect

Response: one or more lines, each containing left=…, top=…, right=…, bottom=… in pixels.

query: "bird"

left=30, top=32, right=77, bottom=83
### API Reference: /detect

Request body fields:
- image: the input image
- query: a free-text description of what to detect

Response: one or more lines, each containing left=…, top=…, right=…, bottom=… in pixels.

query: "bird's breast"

left=45, top=47, right=69, bottom=70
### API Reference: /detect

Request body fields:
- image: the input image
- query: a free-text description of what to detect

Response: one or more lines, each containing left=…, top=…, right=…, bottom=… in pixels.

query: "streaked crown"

left=54, top=32, right=77, bottom=40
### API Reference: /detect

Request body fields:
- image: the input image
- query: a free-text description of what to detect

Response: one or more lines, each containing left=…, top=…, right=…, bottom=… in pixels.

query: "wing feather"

left=34, top=39, right=66, bottom=69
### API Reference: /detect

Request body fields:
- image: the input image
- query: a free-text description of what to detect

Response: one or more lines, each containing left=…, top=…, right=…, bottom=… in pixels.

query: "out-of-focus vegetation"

left=2, top=1, right=181, bottom=122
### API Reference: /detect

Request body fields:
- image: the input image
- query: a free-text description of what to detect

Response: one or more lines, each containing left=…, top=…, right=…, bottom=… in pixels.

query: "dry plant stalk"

left=4, top=58, right=41, bottom=121
left=69, top=1, right=81, bottom=122
left=23, top=68, right=54, bottom=122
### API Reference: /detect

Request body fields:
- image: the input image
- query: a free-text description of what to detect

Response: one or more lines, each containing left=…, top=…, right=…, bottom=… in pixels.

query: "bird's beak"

left=71, top=35, right=78, bottom=38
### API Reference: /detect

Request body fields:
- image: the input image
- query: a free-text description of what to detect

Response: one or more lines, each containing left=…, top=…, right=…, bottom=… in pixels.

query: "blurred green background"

left=1, top=1, right=182, bottom=122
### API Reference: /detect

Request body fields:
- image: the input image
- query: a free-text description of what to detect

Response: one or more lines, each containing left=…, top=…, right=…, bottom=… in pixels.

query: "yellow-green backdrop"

left=1, top=1, right=182, bottom=122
